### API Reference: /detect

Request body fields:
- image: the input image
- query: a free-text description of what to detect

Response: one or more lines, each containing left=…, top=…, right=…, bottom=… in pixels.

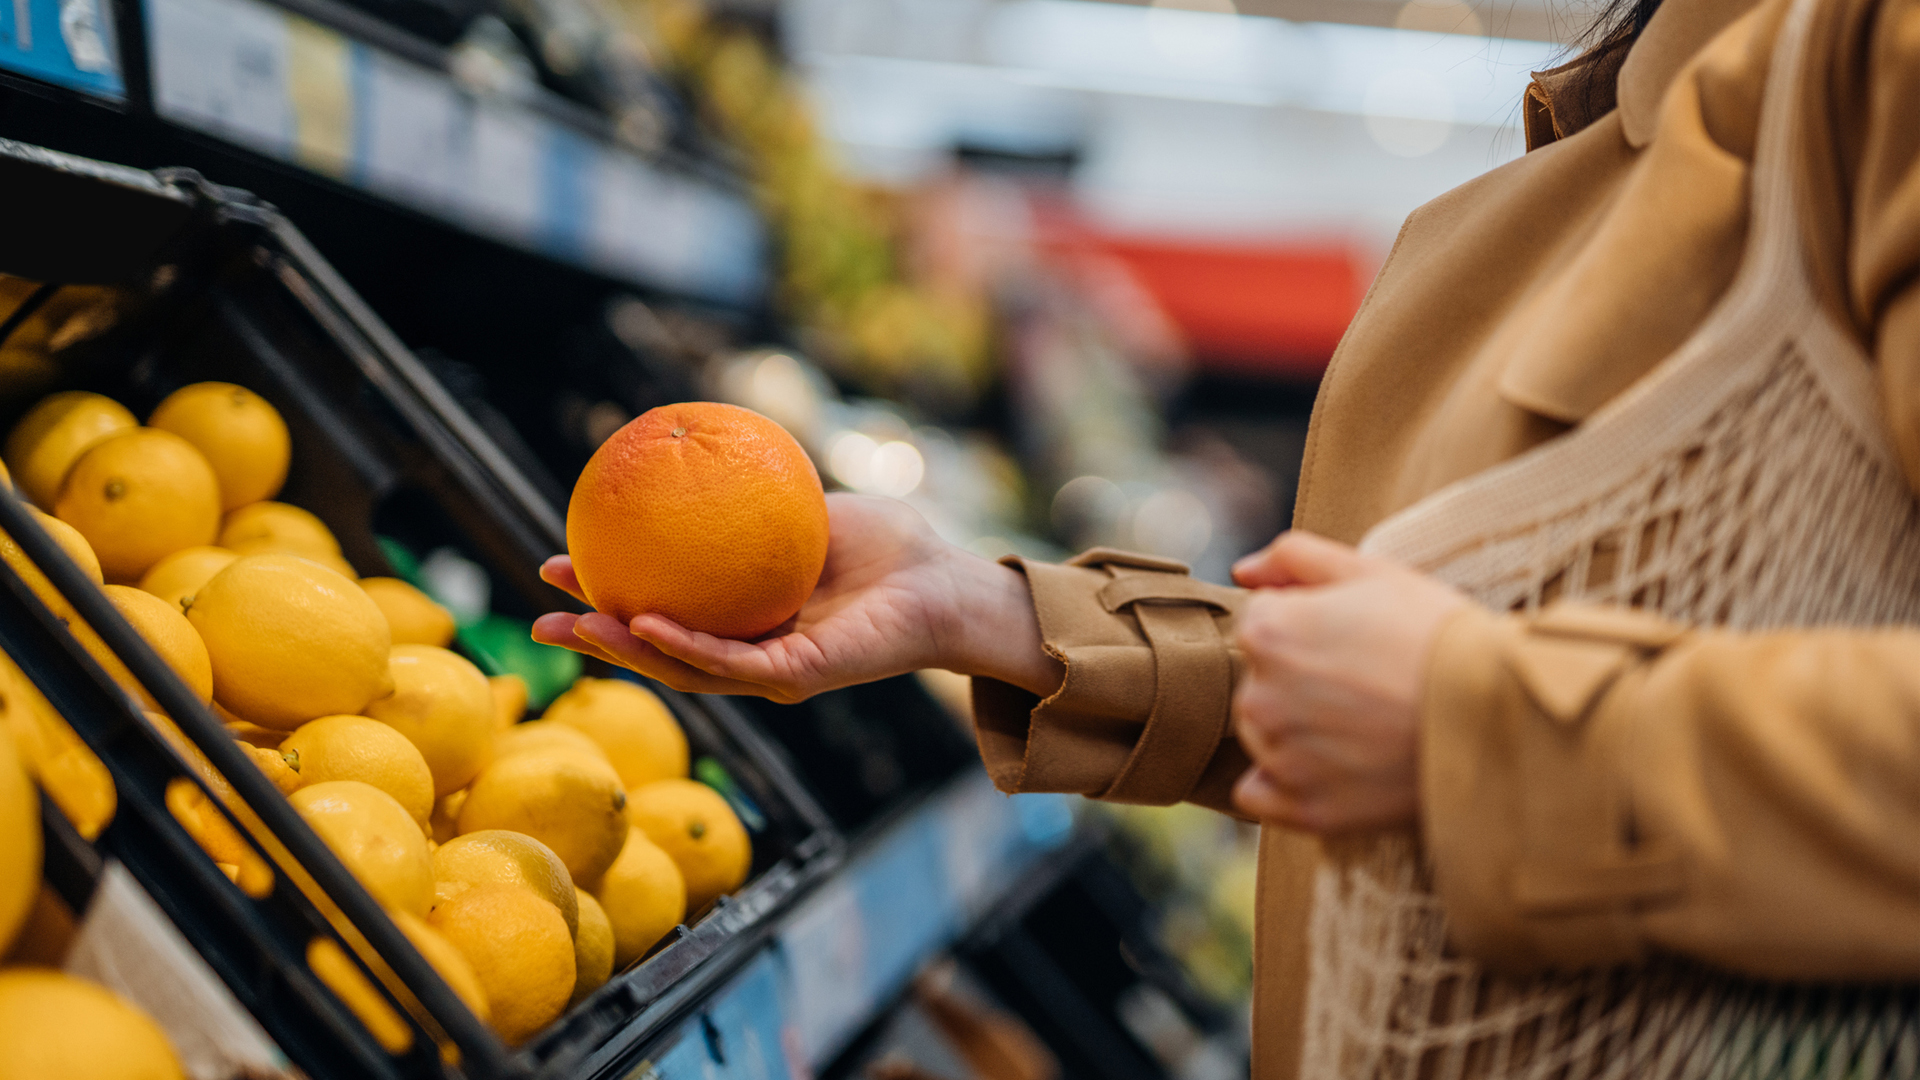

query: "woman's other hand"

left=532, top=493, right=1063, bottom=704
left=1229, top=531, right=1468, bottom=834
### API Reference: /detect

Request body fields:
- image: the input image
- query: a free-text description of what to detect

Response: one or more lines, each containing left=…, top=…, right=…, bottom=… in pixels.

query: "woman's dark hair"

left=1582, top=0, right=1666, bottom=46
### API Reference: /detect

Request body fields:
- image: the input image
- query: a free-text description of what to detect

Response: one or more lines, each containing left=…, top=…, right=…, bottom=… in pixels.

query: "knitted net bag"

left=1311, top=0, right=1920, bottom=1073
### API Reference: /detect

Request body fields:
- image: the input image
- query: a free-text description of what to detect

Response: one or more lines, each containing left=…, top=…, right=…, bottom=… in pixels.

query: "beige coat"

left=969, top=0, right=1920, bottom=1073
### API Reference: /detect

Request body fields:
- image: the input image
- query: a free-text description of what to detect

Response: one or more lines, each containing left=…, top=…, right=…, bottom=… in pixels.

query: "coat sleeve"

left=1421, top=602, right=1920, bottom=980
left=969, top=547, right=1252, bottom=816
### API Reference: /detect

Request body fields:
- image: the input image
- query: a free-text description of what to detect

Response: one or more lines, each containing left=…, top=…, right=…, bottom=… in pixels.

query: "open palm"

left=532, top=494, right=970, bottom=703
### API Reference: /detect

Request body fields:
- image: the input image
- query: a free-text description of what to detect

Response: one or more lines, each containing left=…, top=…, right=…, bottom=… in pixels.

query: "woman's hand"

left=532, top=494, right=1063, bottom=703
left=1228, top=531, right=1469, bottom=834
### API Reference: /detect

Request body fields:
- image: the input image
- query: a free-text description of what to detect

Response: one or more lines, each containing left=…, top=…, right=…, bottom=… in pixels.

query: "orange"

left=565, top=403, right=827, bottom=640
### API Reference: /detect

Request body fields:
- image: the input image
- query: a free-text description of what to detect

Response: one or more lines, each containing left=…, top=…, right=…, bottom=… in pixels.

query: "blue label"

left=0, top=0, right=124, bottom=99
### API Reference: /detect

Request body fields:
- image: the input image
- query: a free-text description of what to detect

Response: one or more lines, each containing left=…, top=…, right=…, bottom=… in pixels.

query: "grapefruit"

left=565, top=403, right=827, bottom=641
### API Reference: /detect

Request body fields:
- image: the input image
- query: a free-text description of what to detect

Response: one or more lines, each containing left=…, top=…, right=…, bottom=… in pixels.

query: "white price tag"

left=464, top=102, right=544, bottom=244
left=360, top=50, right=461, bottom=211
left=148, top=0, right=292, bottom=156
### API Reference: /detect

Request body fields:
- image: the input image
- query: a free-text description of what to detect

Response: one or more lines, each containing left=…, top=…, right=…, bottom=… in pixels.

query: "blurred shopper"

left=536, top=0, right=1920, bottom=1072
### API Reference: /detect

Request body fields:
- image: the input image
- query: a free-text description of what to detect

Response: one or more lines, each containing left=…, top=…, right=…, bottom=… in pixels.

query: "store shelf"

left=587, top=774, right=1077, bottom=1080
left=139, top=0, right=766, bottom=306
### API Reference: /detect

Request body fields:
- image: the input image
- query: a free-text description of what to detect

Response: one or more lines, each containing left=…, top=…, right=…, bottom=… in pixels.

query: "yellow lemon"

left=282, top=715, right=434, bottom=828
left=490, top=674, right=528, bottom=729
left=546, top=678, right=688, bottom=789
left=147, top=382, right=291, bottom=512
left=0, top=509, right=106, bottom=673
left=186, top=553, right=392, bottom=730
left=0, top=715, right=40, bottom=956
left=137, top=546, right=236, bottom=610
left=428, top=883, right=575, bottom=1045
left=363, top=644, right=494, bottom=798
left=626, top=780, right=750, bottom=913
left=430, top=790, right=466, bottom=845
left=391, top=910, right=491, bottom=1022
left=570, top=887, right=614, bottom=1006
left=4, top=391, right=137, bottom=509
left=290, top=780, right=434, bottom=916
left=243, top=743, right=304, bottom=795
left=1, top=506, right=103, bottom=594
left=54, top=428, right=221, bottom=583
left=360, top=578, right=455, bottom=647
left=592, top=828, right=684, bottom=969
left=459, top=752, right=628, bottom=887
left=223, top=713, right=285, bottom=750
left=94, top=584, right=213, bottom=708
left=493, top=721, right=611, bottom=767
left=431, top=830, right=578, bottom=938
left=217, top=501, right=340, bottom=560
left=0, top=653, right=112, bottom=840
left=0, top=970, right=183, bottom=1080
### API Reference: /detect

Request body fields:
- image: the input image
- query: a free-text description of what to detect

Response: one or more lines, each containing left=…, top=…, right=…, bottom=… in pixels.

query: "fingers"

left=571, top=613, right=783, bottom=697
left=539, top=556, right=589, bottom=605
left=626, top=614, right=796, bottom=688
left=1232, top=531, right=1375, bottom=590
left=531, top=612, right=623, bottom=666
left=1231, top=768, right=1322, bottom=830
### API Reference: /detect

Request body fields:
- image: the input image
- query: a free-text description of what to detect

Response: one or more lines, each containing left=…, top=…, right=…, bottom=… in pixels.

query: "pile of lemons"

left=0, top=382, right=753, bottom=1051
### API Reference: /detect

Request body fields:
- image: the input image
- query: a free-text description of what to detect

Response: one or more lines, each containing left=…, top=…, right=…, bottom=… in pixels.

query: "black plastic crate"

left=0, top=137, right=841, bottom=1077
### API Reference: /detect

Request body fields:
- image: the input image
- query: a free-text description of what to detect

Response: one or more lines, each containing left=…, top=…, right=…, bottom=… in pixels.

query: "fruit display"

left=0, top=376, right=758, bottom=1053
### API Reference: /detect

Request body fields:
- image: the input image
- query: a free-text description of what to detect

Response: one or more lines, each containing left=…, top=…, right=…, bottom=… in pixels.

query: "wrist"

left=933, top=548, right=1063, bottom=698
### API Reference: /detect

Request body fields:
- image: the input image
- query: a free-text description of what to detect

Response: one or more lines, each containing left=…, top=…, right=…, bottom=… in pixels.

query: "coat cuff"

left=1422, top=602, right=1690, bottom=971
left=970, top=549, right=1248, bottom=811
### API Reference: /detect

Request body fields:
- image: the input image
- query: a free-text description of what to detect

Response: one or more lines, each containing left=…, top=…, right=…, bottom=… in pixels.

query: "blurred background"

left=0, top=0, right=1581, bottom=1070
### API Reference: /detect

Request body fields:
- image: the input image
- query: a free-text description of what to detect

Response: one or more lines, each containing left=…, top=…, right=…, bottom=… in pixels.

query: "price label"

left=149, top=0, right=293, bottom=156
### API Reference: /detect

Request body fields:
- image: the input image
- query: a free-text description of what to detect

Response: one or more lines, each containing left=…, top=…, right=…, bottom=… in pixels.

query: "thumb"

left=1232, top=531, right=1374, bottom=589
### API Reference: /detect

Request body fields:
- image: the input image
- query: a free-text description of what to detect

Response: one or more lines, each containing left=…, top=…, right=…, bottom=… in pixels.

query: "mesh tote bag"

left=1298, top=0, right=1920, bottom=1072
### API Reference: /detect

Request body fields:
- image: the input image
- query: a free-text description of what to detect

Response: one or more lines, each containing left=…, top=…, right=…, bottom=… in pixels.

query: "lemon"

left=186, top=553, right=393, bottom=730
left=222, top=712, right=285, bottom=749
left=363, top=644, right=494, bottom=798
left=0, top=970, right=183, bottom=1080
left=430, top=790, right=467, bottom=845
left=490, top=674, right=528, bottom=729
left=93, top=584, right=213, bottom=709
left=0, top=715, right=41, bottom=956
left=0, top=654, right=112, bottom=840
left=4, top=391, right=137, bottom=509
left=592, top=828, right=685, bottom=969
left=147, top=382, right=291, bottom=512
left=570, top=887, right=614, bottom=1006
left=361, top=577, right=455, bottom=647
left=0, top=509, right=106, bottom=678
left=137, top=545, right=236, bottom=610
left=391, top=910, right=491, bottom=1022
left=217, top=501, right=340, bottom=560
left=428, top=883, right=575, bottom=1045
left=282, top=715, right=435, bottom=827
left=626, top=780, right=750, bottom=913
left=307, top=935, right=413, bottom=1054
left=54, top=428, right=221, bottom=582
left=431, top=830, right=578, bottom=938
left=1, top=506, right=103, bottom=593
left=546, top=678, right=689, bottom=789
left=290, top=780, right=434, bottom=916
left=243, top=743, right=304, bottom=795
left=494, top=721, right=611, bottom=767
left=459, top=752, right=628, bottom=886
